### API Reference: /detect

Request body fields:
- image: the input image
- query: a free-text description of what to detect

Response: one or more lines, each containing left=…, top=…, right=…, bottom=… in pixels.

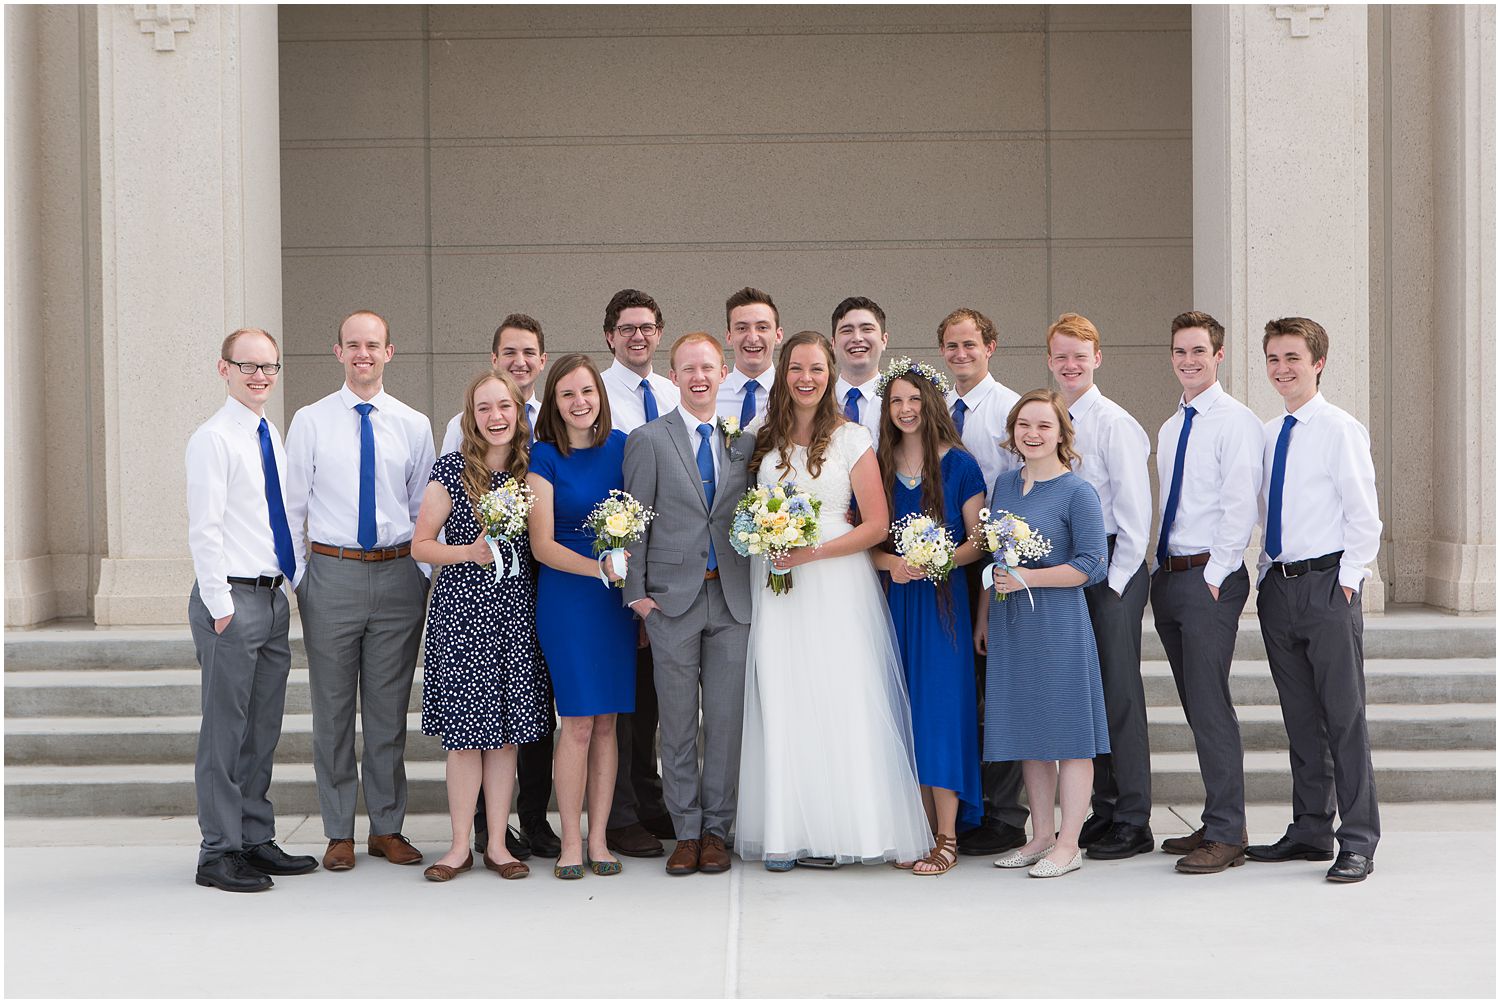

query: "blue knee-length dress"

left=886, top=448, right=985, bottom=830
left=983, top=469, right=1112, bottom=762
left=530, top=429, right=636, bottom=716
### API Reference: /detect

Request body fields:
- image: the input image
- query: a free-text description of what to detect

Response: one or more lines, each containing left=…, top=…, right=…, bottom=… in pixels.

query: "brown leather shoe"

left=1176, top=839, right=1247, bottom=874
left=666, top=838, right=701, bottom=875
left=323, top=838, right=355, bottom=871
left=606, top=822, right=664, bottom=858
left=368, top=832, right=423, bottom=865
left=1162, top=826, right=1249, bottom=855
left=424, top=853, right=473, bottom=882
left=699, top=834, right=732, bottom=874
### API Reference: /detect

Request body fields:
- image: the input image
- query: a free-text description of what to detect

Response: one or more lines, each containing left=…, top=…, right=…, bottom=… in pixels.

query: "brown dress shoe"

left=699, top=834, right=732, bottom=874
left=1162, top=826, right=1249, bottom=855
left=323, top=839, right=355, bottom=871
left=666, top=838, right=701, bottom=875
left=1176, top=839, right=1247, bottom=874
left=606, top=822, right=664, bottom=858
left=368, top=833, right=423, bottom=865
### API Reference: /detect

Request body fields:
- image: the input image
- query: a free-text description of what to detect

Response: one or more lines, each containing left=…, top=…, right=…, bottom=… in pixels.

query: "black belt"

left=1268, top=551, right=1343, bottom=578
left=228, top=574, right=284, bottom=589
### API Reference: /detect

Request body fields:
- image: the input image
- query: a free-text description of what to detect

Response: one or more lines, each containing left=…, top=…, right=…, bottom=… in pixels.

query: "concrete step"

left=7, top=659, right=1493, bottom=719
left=8, top=701, right=1495, bottom=766
left=7, top=750, right=1492, bottom=817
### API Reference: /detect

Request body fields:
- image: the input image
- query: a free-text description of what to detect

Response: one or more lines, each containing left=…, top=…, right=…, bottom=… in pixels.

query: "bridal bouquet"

left=890, top=513, right=959, bottom=584
left=583, top=489, right=657, bottom=588
left=971, top=507, right=1052, bottom=604
left=475, top=479, right=534, bottom=581
left=730, top=482, right=821, bottom=595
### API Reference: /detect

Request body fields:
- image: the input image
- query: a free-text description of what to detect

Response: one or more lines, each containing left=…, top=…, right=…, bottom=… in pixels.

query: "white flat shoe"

left=993, top=844, right=1055, bottom=869
left=1028, top=850, right=1083, bottom=878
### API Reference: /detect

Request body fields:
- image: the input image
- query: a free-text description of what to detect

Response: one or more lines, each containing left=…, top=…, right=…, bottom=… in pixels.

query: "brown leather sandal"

left=423, top=852, right=474, bottom=882
left=913, top=834, right=958, bottom=876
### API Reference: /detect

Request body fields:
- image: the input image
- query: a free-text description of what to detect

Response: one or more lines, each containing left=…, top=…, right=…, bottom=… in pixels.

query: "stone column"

left=92, top=5, right=283, bottom=624
left=1192, top=4, right=1385, bottom=611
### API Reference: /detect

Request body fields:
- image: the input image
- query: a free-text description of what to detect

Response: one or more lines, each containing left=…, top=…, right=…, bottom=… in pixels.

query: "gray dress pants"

left=967, top=561, right=1027, bottom=828
left=190, top=581, right=292, bottom=866
left=1084, top=559, right=1152, bottom=827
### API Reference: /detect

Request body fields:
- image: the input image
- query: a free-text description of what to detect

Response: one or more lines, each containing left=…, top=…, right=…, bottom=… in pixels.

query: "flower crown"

left=874, top=356, right=953, bottom=398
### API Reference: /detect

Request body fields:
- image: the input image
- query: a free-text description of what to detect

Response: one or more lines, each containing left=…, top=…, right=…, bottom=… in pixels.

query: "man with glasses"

left=598, top=288, right=679, bottom=858
left=187, top=328, right=318, bottom=891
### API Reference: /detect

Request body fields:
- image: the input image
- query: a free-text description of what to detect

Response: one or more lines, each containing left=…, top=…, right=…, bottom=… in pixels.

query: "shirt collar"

left=606, top=358, right=655, bottom=386
left=1180, top=381, right=1225, bottom=414
left=836, top=375, right=879, bottom=398
left=727, top=366, right=775, bottom=391
left=676, top=404, right=718, bottom=433
left=1286, top=392, right=1328, bottom=423
left=338, top=383, right=388, bottom=411
left=954, top=372, right=999, bottom=406
left=1068, top=384, right=1102, bottom=420
left=222, top=397, right=266, bottom=431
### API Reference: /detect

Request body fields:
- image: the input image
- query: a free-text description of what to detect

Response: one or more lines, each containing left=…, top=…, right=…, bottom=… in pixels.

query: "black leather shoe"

left=956, top=819, right=1027, bottom=856
left=242, top=840, right=319, bottom=876
left=521, top=817, right=562, bottom=859
left=1245, top=835, right=1335, bottom=863
left=196, top=852, right=273, bottom=892
left=1077, top=813, right=1113, bottom=848
left=505, top=824, right=533, bottom=861
left=1085, top=822, right=1155, bottom=860
left=1326, top=851, right=1374, bottom=883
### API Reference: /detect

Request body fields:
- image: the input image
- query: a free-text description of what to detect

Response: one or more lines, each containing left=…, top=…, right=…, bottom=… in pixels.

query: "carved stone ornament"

left=135, top=4, right=196, bottom=52
left=1273, top=5, right=1327, bottom=38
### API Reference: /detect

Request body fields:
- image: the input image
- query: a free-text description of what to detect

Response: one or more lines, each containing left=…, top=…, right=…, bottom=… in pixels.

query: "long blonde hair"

left=749, top=330, right=845, bottom=481
left=460, top=370, right=530, bottom=503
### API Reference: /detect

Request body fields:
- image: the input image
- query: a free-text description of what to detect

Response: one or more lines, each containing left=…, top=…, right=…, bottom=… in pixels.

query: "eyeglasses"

left=612, top=324, right=660, bottom=338
left=225, top=360, right=282, bottom=375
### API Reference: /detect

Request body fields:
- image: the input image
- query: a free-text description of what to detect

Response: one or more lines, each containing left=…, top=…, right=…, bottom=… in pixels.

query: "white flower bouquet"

left=890, top=513, right=959, bottom=584
left=475, top=478, right=534, bottom=580
left=729, top=482, right=822, bottom=595
left=583, top=489, right=657, bottom=588
left=971, top=507, right=1053, bottom=604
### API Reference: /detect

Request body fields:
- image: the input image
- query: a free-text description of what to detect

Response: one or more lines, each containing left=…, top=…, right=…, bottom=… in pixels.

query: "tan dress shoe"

left=1162, top=826, right=1249, bottom=856
left=699, top=834, right=732, bottom=874
left=323, top=839, right=355, bottom=871
left=1176, top=840, right=1247, bottom=874
left=368, top=833, right=423, bottom=865
left=666, top=838, right=701, bottom=875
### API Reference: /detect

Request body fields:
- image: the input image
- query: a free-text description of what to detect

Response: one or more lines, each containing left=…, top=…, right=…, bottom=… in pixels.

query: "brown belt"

left=311, top=542, right=412, bottom=562
left=1161, top=552, right=1210, bottom=572
left=704, top=569, right=720, bottom=581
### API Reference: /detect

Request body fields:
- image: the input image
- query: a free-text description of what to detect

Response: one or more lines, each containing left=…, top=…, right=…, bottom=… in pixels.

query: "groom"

left=623, top=332, right=757, bottom=875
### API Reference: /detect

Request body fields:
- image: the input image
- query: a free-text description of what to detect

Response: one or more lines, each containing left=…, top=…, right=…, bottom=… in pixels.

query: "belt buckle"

left=1279, top=562, right=1298, bottom=578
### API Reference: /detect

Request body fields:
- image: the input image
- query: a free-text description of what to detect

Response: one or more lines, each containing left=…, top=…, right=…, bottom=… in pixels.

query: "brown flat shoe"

left=368, top=833, right=423, bottom=865
left=424, top=853, right=474, bottom=882
left=484, top=853, right=531, bottom=880
left=323, top=838, right=355, bottom=871
left=699, top=834, right=732, bottom=874
left=666, top=838, right=701, bottom=875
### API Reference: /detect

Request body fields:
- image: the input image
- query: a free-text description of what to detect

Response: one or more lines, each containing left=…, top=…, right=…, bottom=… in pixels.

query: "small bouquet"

left=475, top=479, right=535, bottom=581
left=583, top=489, right=656, bottom=588
left=730, top=482, right=822, bottom=595
left=890, top=513, right=959, bottom=584
left=971, top=507, right=1052, bottom=606
left=719, top=415, right=744, bottom=445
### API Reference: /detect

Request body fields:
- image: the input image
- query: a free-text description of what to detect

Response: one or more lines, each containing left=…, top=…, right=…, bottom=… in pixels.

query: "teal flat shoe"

left=588, top=857, right=622, bottom=876
left=553, top=863, right=585, bottom=880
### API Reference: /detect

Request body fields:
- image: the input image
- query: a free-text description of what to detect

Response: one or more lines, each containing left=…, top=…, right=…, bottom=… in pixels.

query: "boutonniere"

left=719, top=415, right=744, bottom=446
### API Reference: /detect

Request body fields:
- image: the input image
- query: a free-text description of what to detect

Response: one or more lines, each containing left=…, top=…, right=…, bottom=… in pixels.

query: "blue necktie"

left=739, top=379, right=760, bottom=428
left=952, top=398, right=968, bottom=436
left=696, top=423, right=717, bottom=572
left=1264, top=414, right=1296, bottom=560
left=843, top=387, right=861, bottom=422
left=258, top=418, right=296, bottom=581
left=355, top=402, right=377, bottom=550
left=526, top=402, right=537, bottom=445
left=1155, top=404, right=1196, bottom=565
left=640, top=379, right=659, bottom=422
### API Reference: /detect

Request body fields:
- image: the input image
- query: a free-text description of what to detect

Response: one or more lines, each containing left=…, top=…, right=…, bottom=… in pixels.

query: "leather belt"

left=704, top=569, right=720, bottom=581
left=1269, top=550, right=1343, bottom=578
left=311, top=542, right=412, bottom=562
left=228, top=574, right=284, bottom=588
left=1161, top=553, right=1210, bottom=572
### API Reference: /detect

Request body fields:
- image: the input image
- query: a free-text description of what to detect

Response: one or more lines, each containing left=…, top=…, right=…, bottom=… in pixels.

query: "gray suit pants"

left=190, top=581, right=292, bottom=865
left=1084, top=561, right=1152, bottom=827
left=1151, top=563, right=1249, bottom=842
left=1257, top=566, right=1380, bottom=856
left=967, top=561, right=1026, bottom=827
left=297, top=551, right=426, bottom=840
left=643, top=578, right=749, bottom=841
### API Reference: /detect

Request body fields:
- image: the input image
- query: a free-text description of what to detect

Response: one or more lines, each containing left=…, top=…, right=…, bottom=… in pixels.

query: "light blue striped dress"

left=983, top=469, right=1112, bottom=762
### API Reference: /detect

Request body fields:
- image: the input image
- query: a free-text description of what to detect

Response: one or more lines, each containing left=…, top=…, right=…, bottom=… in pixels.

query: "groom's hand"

left=629, top=597, right=661, bottom=620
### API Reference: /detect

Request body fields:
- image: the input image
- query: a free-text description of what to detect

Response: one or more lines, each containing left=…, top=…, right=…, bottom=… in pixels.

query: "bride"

left=736, top=330, right=934, bottom=869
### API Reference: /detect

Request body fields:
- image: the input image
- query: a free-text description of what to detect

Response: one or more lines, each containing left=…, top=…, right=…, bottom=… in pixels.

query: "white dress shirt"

left=944, top=373, right=1021, bottom=497
left=1068, top=384, right=1152, bottom=596
left=676, top=404, right=723, bottom=482
left=441, top=396, right=541, bottom=455
left=185, top=398, right=298, bottom=619
left=716, top=366, right=776, bottom=423
left=1154, top=381, right=1264, bottom=588
left=284, top=384, right=436, bottom=586
left=1255, top=392, right=1382, bottom=592
left=602, top=359, right=680, bottom=434
left=835, top=374, right=883, bottom=444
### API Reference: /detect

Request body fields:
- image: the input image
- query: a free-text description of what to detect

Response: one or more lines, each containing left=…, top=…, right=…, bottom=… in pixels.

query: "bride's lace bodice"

left=755, top=422, right=872, bottom=533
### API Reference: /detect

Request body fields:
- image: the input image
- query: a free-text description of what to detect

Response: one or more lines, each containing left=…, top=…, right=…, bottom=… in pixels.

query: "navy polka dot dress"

left=420, top=452, right=553, bottom=751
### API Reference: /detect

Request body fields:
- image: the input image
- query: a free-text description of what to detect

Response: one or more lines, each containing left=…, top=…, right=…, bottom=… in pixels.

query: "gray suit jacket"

left=622, top=410, right=756, bottom=623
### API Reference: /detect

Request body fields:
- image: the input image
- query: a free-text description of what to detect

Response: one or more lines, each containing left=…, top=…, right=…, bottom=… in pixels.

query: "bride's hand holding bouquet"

left=730, top=481, right=822, bottom=595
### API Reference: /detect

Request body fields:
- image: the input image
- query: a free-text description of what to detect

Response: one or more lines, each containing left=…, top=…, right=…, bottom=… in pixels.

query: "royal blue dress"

left=885, top=448, right=985, bottom=830
left=530, top=429, right=636, bottom=716
left=983, top=469, right=1111, bottom=762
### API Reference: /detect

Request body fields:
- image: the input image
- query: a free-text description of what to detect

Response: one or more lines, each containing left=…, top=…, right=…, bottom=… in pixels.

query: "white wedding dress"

left=736, top=422, right=934, bottom=864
